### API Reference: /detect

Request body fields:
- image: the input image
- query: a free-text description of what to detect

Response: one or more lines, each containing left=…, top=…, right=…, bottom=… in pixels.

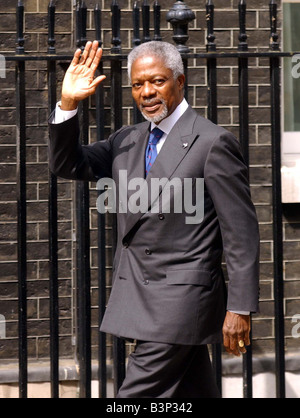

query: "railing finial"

left=269, top=0, right=279, bottom=50
left=142, top=0, right=151, bottom=43
left=206, top=0, right=216, bottom=52
left=94, top=3, right=103, bottom=48
left=76, top=1, right=87, bottom=49
left=111, top=0, right=121, bottom=53
left=238, top=0, right=248, bottom=51
left=16, top=0, right=25, bottom=54
left=153, top=1, right=162, bottom=42
left=166, top=0, right=196, bottom=52
left=132, top=1, right=141, bottom=47
left=48, top=0, right=56, bottom=54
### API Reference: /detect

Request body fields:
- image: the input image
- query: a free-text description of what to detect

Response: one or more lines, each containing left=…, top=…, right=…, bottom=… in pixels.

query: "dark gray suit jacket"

left=49, top=106, right=260, bottom=345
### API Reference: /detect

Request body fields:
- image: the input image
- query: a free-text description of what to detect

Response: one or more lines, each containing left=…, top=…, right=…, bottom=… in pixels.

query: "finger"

left=89, top=75, right=106, bottom=90
left=90, top=47, right=103, bottom=72
left=85, top=41, right=99, bottom=68
left=230, top=337, right=240, bottom=356
left=244, top=330, right=251, bottom=346
left=223, top=332, right=239, bottom=356
left=70, top=48, right=82, bottom=66
left=238, top=339, right=247, bottom=354
left=224, top=340, right=238, bottom=356
left=223, top=334, right=230, bottom=352
left=245, top=316, right=251, bottom=346
left=79, top=41, right=93, bottom=64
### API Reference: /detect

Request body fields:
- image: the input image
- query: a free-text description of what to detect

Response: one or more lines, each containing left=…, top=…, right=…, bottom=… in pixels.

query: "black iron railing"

left=1, top=0, right=298, bottom=398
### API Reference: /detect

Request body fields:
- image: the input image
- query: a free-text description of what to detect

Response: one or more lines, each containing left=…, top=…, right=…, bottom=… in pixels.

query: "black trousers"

left=117, top=341, right=221, bottom=398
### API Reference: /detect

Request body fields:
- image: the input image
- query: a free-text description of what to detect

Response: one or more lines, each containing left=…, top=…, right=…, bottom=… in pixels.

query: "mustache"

left=140, top=98, right=166, bottom=107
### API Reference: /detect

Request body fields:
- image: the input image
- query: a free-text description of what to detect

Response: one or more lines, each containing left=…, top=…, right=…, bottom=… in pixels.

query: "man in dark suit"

left=49, top=40, right=260, bottom=398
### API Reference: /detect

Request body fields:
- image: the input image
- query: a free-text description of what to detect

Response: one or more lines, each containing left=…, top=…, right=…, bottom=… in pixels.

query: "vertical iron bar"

left=81, top=1, right=87, bottom=46
left=206, top=1, right=217, bottom=122
left=76, top=1, right=87, bottom=48
left=238, top=0, right=253, bottom=399
left=111, top=209, right=126, bottom=397
left=153, top=1, right=162, bottom=41
left=94, top=3, right=107, bottom=399
left=110, top=0, right=126, bottom=396
left=48, top=0, right=56, bottom=54
left=206, top=0, right=216, bottom=53
left=94, top=3, right=102, bottom=49
left=142, top=0, right=151, bottom=43
left=206, top=0, right=217, bottom=125
left=132, top=2, right=143, bottom=124
left=16, top=0, right=27, bottom=399
left=183, top=56, right=189, bottom=102
left=132, top=1, right=144, bottom=124
left=97, top=208, right=107, bottom=399
left=111, top=0, right=123, bottom=132
left=132, top=2, right=143, bottom=123
left=269, top=0, right=285, bottom=399
left=76, top=2, right=82, bottom=48
left=76, top=107, right=92, bottom=399
left=207, top=57, right=217, bottom=123
left=111, top=0, right=121, bottom=54
left=76, top=1, right=92, bottom=398
left=94, top=3, right=105, bottom=142
left=205, top=0, right=222, bottom=395
left=132, top=1, right=141, bottom=48
left=238, top=0, right=249, bottom=167
left=47, top=0, right=59, bottom=399
left=16, top=0, right=25, bottom=55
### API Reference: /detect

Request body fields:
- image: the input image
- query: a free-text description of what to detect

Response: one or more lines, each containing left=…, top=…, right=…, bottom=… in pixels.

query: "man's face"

left=130, top=55, right=185, bottom=124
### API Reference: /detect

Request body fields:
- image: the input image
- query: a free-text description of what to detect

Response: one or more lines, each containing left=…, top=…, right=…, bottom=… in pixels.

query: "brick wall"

left=0, top=0, right=299, bottom=366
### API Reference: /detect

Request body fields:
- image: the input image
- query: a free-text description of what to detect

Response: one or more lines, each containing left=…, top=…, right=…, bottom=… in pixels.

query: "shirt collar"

left=150, top=98, right=189, bottom=134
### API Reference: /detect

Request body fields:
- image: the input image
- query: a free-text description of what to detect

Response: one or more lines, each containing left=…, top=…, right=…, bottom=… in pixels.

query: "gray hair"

left=127, top=41, right=184, bottom=83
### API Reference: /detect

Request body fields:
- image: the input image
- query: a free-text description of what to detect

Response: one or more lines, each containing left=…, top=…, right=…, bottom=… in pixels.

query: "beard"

left=139, top=98, right=168, bottom=123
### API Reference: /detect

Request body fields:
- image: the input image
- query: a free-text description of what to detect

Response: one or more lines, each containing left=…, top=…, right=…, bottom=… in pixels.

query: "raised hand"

left=61, top=40, right=106, bottom=110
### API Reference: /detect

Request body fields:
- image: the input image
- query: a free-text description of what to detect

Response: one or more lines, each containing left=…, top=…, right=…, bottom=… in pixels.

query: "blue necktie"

left=145, top=127, right=164, bottom=176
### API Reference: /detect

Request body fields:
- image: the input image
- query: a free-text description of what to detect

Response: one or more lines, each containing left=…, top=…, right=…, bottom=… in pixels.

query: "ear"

left=177, top=73, right=185, bottom=90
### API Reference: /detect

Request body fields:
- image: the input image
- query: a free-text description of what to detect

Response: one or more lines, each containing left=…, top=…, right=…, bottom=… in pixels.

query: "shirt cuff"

left=229, top=310, right=250, bottom=315
left=52, top=101, right=78, bottom=124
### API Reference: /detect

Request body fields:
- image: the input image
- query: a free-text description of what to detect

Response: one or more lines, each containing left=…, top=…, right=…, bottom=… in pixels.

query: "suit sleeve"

left=48, top=110, right=114, bottom=181
left=204, top=131, right=260, bottom=313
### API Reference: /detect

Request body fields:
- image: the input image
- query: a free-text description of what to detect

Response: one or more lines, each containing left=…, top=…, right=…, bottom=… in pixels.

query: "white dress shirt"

left=149, top=98, right=189, bottom=153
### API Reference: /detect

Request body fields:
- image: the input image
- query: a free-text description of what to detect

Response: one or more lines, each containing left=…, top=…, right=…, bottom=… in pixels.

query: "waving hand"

left=61, top=41, right=106, bottom=111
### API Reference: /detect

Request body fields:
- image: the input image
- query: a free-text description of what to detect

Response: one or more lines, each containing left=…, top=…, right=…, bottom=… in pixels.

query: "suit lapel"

left=124, top=121, right=150, bottom=181
left=149, top=107, right=199, bottom=181
left=123, top=106, right=199, bottom=240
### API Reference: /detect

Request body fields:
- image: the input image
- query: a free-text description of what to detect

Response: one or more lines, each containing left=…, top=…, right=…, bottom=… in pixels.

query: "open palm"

left=61, top=41, right=106, bottom=110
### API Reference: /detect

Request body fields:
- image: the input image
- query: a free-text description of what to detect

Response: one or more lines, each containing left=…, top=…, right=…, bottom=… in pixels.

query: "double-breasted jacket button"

left=145, top=248, right=152, bottom=255
left=123, top=242, right=129, bottom=248
left=158, top=213, right=165, bottom=220
left=143, top=279, right=149, bottom=285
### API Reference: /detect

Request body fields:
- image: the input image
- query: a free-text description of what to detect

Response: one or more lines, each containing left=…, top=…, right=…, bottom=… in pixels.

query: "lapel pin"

left=182, top=143, right=188, bottom=148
